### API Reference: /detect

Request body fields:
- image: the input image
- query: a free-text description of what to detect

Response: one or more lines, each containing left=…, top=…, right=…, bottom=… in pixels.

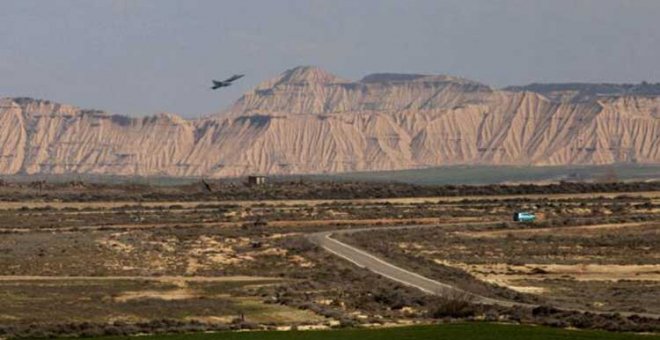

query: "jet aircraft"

left=211, top=74, right=244, bottom=89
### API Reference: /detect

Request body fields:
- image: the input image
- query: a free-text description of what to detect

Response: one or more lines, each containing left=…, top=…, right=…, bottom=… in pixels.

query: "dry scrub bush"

left=429, top=289, right=476, bottom=318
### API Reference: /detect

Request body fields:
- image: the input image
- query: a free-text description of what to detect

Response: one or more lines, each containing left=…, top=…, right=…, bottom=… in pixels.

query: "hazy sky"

left=1, top=0, right=659, bottom=118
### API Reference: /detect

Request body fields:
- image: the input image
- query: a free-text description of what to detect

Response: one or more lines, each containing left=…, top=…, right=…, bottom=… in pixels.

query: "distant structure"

left=247, top=175, right=266, bottom=186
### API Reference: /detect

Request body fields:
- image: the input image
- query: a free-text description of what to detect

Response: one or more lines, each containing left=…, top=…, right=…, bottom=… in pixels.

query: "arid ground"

left=0, top=180, right=658, bottom=338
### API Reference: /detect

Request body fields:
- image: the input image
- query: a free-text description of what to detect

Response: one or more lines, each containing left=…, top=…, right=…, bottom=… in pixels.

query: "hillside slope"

left=1, top=66, right=659, bottom=177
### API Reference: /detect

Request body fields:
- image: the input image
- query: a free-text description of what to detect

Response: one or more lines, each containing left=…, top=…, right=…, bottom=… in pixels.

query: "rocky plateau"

left=1, top=66, right=658, bottom=177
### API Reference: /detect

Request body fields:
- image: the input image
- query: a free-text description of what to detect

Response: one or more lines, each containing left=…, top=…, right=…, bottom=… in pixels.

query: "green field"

left=5, top=164, right=658, bottom=186
left=321, top=164, right=660, bottom=185
left=96, top=323, right=659, bottom=340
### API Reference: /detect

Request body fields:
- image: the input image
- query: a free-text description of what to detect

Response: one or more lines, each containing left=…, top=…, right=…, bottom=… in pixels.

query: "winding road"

left=307, top=222, right=660, bottom=318
left=307, top=223, right=528, bottom=308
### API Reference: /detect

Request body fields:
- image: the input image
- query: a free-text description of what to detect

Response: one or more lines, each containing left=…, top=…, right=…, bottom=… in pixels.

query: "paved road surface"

left=307, top=223, right=660, bottom=319
left=307, top=223, right=527, bottom=308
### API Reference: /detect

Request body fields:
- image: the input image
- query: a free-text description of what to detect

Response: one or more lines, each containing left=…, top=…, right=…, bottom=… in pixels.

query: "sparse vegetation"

left=0, top=180, right=657, bottom=338
left=77, top=323, right=660, bottom=340
left=0, top=178, right=658, bottom=202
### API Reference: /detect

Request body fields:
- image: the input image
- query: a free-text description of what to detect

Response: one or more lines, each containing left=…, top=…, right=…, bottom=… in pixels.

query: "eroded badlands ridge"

left=1, top=66, right=658, bottom=177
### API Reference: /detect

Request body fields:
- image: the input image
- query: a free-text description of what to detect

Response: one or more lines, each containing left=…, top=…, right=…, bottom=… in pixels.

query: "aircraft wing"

left=224, top=74, right=244, bottom=83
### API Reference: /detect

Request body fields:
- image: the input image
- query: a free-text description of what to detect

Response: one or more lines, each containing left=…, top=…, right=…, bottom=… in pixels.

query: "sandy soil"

left=114, top=288, right=197, bottom=302
left=434, top=259, right=660, bottom=294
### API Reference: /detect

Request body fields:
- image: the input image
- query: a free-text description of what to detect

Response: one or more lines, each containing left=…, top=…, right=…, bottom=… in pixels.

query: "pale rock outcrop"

left=0, top=66, right=658, bottom=177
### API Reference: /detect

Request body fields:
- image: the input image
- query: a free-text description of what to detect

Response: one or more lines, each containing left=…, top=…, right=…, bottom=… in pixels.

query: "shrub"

left=429, top=290, right=476, bottom=318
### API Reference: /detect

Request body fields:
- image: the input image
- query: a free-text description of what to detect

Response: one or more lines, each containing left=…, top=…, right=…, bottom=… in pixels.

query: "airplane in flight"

left=211, top=74, right=244, bottom=90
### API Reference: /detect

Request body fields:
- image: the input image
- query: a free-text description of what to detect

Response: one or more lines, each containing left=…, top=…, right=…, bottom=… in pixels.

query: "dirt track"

left=455, top=221, right=654, bottom=238
left=0, top=275, right=280, bottom=282
left=0, top=190, right=657, bottom=210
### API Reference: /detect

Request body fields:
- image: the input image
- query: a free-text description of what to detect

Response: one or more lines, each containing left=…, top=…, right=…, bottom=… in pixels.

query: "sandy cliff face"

left=0, top=98, right=196, bottom=176
left=1, top=66, right=659, bottom=177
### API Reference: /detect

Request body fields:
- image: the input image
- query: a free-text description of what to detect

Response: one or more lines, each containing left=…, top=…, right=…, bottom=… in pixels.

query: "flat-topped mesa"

left=360, top=73, right=492, bottom=94
left=360, top=73, right=429, bottom=83
left=505, top=82, right=660, bottom=103
left=0, top=97, right=197, bottom=177
left=360, top=73, right=480, bottom=85
left=147, top=112, right=190, bottom=126
left=1, top=97, right=193, bottom=127
left=4, top=97, right=79, bottom=117
left=230, top=67, right=494, bottom=116
left=1, top=66, right=659, bottom=178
